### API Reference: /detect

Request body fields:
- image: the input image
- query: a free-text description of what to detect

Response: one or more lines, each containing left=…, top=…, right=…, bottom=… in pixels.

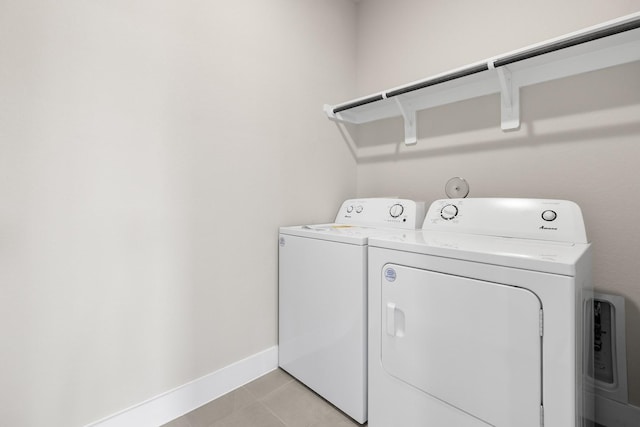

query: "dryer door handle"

left=386, top=302, right=405, bottom=337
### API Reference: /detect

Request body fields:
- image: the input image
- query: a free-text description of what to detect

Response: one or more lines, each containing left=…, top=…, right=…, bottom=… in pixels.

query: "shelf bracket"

left=493, top=65, right=520, bottom=130
left=394, top=97, right=417, bottom=145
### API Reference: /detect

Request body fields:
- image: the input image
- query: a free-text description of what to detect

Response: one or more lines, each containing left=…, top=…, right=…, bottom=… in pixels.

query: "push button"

left=541, top=210, right=557, bottom=221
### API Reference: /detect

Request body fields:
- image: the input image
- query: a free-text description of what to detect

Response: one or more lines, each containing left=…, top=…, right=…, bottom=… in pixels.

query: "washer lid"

left=279, top=224, right=411, bottom=245
left=369, top=230, right=590, bottom=276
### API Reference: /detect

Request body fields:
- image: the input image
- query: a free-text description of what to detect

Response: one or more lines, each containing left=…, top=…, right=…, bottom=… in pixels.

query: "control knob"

left=389, top=203, right=404, bottom=218
left=440, top=204, right=458, bottom=220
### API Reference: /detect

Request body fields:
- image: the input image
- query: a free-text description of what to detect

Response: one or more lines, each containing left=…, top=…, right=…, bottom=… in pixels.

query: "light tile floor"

left=162, top=369, right=365, bottom=427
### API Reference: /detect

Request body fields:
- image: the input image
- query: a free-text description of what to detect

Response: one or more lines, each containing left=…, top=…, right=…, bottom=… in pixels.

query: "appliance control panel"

left=336, top=198, right=426, bottom=230
left=423, top=198, right=588, bottom=243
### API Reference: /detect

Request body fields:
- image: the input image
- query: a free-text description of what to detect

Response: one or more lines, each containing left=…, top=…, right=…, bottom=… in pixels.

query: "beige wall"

left=354, top=0, right=640, bottom=405
left=0, top=1, right=357, bottom=426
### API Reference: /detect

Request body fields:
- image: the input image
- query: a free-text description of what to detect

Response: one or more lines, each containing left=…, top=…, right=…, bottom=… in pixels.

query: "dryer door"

left=381, top=264, right=542, bottom=427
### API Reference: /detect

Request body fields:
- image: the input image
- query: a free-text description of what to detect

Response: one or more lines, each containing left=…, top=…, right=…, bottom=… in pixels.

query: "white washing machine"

left=368, top=198, right=593, bottom=427
left=279, top=198, right=425, bottom=424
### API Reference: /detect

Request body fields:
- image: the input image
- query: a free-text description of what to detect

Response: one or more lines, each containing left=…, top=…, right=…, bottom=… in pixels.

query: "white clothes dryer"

left=279, top=198, right=425, bottom=424
left=367, top=198, right=593, bottom=427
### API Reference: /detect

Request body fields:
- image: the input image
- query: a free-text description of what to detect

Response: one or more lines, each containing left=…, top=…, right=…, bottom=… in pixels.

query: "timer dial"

left=440, top=204, right=459, bottom=220
left=389, top=203, right=404, bottom=218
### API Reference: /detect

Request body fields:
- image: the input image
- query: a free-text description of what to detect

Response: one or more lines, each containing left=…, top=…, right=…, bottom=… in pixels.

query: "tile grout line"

left=256, top=400, right=290, bottom=427
left=242, top=370, right=296, bottom=427
left=250, top=377, right=295, bottom=426
left=244, top=373, right=295, bottom=402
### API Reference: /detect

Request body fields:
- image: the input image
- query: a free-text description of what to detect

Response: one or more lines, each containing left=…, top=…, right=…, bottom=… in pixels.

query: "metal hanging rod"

left=494, top=16, right=640, bottom=68
left=333, top=94, right=384, bottom=114
left=330, top=14, right=640, bottom=115
left=385, top=64, right=489, bottom=98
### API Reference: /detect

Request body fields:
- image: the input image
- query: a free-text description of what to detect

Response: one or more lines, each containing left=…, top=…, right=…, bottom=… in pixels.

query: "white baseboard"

left=85, top=346, right=279, bottom=427
left=588, top=391, right=640, bottom=426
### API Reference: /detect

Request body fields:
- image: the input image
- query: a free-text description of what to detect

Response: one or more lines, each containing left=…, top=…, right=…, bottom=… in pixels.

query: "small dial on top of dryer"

left=440, top=204, right=459, bottom=220
left=541, top=210, right=557, bottom=221
left=389, top=203, right=405, bottom=218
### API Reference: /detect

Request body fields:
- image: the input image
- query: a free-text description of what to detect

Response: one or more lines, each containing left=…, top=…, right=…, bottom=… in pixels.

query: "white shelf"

left=325, top=12, right=640, bottom=146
